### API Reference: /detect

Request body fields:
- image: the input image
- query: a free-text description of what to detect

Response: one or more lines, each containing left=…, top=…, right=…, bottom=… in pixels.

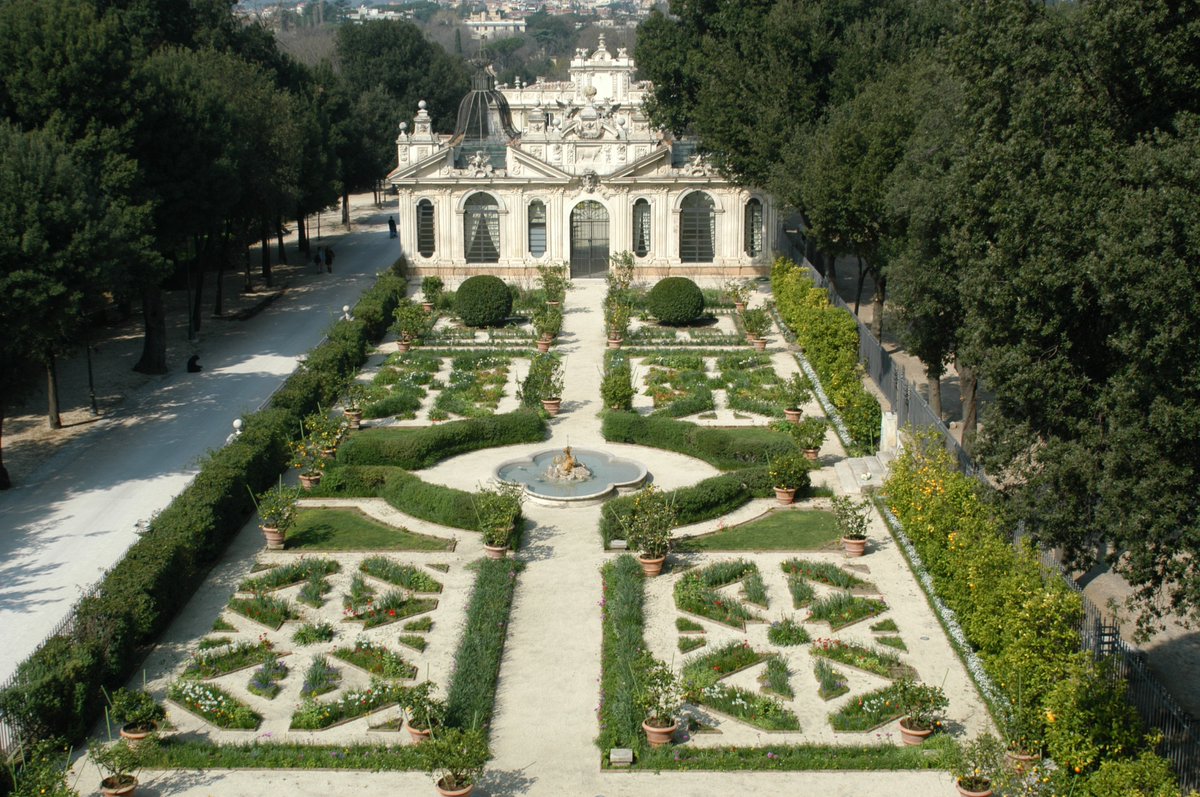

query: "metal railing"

left=789, top=254, right=1199, bottom=789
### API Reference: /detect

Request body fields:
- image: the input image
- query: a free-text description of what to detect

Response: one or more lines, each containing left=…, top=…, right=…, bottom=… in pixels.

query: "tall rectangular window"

left=416, top=199, right=435, bottom=257
left=528, top=200, right=547, bottom=257
left=744, top=198, right=763, bottom=257
left=633, top=199, right=651, bottom=257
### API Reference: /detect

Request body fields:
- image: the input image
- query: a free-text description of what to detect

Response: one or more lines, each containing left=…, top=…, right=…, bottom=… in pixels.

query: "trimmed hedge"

left=455, top=274, right=512, bottom=327
left=309, top=465, right=489, bottom=532
left=600, top=468, right=774, bottom=548
left=337, top=410, right=545, bottom=469
left=601, top=412, right=795, bottom=470
left=647, top=276, right=705, bottom=325
left=0, top=267, right=408, bottom=745
left=597, top=555, right=648, bottom=755
left=771, top=257, right=881, bottom=454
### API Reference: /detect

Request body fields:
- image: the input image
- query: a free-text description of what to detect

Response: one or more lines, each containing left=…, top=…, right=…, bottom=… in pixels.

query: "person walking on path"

left=324, top=246, right=335, bottom=273
left=388, top=216, right=397, bottom=238
left=313, top=245, right=323, bottom=273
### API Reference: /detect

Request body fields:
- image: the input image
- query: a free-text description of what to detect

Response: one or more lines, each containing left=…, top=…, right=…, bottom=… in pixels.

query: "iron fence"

left=790, top=253, right=1200, bottom=789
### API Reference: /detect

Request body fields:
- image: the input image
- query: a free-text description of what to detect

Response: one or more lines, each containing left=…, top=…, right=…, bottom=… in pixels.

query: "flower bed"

left=780, top=559, right=868, bottom=590
left=761, top=658, right=794, bottom=699
left=597, top=556, right=649, bottom=755
left=183, top=640, right=278, bottom=679
left=695, top=683, right=801, bottom=731
left=238, top=558, right=339, bottom=593
left=828, top=684, right=905, bottom=731
left=292, top=622, right=334, bottom=646
left=343, top=590, right=436, bottom=629
left=786, top=575, right=815, bottom=608
left=169, top=681, right=261, bottom=730
left=807, top=592, right=888, bottom=630
left=673, top=561, right=762, bottom=629
left=811, top=638, right=914, bottom=680
left=679, top=637, right=706, bottom=654
left=682, top=641, right=767, bottom=686
left=300, top=657, right=341, bottom=698
left=767, top=617, right=811, bottom=646
left=814, top=659, right=849, bottom=700
left=247, top=657, right=288, bottom=699
left=290, top=681, right=409, bottom=731
left=332, top=639, right=417, bottom=679
left=359, top=556, right=443, bottom=593
left=227, top=594, right=297, bottom=630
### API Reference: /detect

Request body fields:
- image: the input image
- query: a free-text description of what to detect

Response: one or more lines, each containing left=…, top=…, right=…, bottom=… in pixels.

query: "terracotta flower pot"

left=642, top=719, right=677, bottom=748
left=407, top=725, right=431, bottom=744
left=637, top=555, right=666, bottom=577
left=956, top=779, right=994, bottom=797
left=784, top=407, right=802, bottom=424
left=607, top=337, right=623, bottom=349
left=483, top=543, right=508, bottom=560
left=397, top=339, right=412, bottom=353
left=536, top=339, right=551, bottom=353
left=100, top=775, right=137, bottom=797
left=752, top=338, right=768, bottom=352
left=774, top=487, right=796, bottom=505
left=422, top=302, right=434, bottom=313
left=1006, top=750, right=1041, bottom=773
left=898, top=717, right=934, bottom=746
left=344, top=410, right=362, bottom=430
left=734, top=301, right=746, bottom=313
left=435, top=777, right=473, bottom=797
left=261, top=525, right=284, bottom=550
left=842, top=536, right=867, bottom=557
left=542, top=398, right=562, bottom=417
left=119, top=723, right=155, bottom=746
left=803, top=448, right=820, bottom=461
left=299, top=472, right=321, bottom=491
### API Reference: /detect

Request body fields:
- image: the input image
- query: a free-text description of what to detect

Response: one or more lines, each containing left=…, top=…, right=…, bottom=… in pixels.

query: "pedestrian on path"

left=324, top=246, right=335, bottom=273
left=313, top=246, right=323, bottom=273
left=388, top=216, right=397, bottom=238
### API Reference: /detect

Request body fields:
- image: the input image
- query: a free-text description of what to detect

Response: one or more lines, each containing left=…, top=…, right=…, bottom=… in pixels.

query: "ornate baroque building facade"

left=388, top=37, right=779, bottom=278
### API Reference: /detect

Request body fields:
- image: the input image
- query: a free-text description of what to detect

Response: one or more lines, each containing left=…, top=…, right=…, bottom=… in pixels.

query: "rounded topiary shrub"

left=647, top=277, right=705, bottom=325
left=455, top=275, right=513, bottom=327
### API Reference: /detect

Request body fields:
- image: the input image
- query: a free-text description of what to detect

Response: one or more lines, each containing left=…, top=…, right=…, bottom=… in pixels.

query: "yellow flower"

left=1046, top=710, right=1056, bottom=723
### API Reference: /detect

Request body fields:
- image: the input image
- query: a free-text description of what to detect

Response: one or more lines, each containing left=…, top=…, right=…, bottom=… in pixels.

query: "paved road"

left=0, top=203, right=400, bottom=683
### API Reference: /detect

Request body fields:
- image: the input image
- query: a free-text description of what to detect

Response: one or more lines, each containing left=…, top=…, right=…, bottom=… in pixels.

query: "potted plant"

left=421, top=726, right=487, bottom=796
left=950, top=733, right=1004, bottom=796
left=1000, top=698, right=1045, bottom=771
left=474, top=483, right=523, bottom=559
left=531, top=305, right=563, bottom=350
left=107, top=687, right=165, bottom=744
left=405, top=681, right=447, bottom=744
left=782, top=373, right=812, bottom=423
left=768, top=451, right=810, bottom=505
left=343, top=383, right=367, bottom=430
left=725, top=279, right=752, bottom=312
left=831, top=495, right=870, bottom=557
left=10, top=739, right=80, bottom=797
left=894, top=679, right=949, bottom=745
left=288, top=436, right=328, bottom=490
left=393, top=298, right=428, bottom=352
left=304, top=410, right=346, bottom=457
left=520, top=354, right=565, bottom=417
left=621, top=485, right=677, bottom=576
left=88, top=738, right=141, bottom=797
left=250, top=481, right=299, bottom=550
left=537, top=262, right=569, bottom=305
left=606, top=301, right=632, bottom=346
left=636, top=655, right=682, bottom=747
left=741, top=307, right=771, bottom=349
left=792, top=416, right=827, bottom=460
left=421, top=276, right=444, bottom=311
left=600, top=360, right=635, bottom=411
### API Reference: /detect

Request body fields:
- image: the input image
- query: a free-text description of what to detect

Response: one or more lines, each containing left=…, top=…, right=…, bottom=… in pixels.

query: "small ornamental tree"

left=647, top=277, right=705, bottom=325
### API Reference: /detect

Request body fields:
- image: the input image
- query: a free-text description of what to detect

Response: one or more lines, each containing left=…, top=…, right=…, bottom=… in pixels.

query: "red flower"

left=388, top=609, right=396, bottom=617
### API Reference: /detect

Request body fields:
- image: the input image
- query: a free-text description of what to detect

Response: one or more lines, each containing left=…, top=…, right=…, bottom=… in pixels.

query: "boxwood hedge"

left=601, top=412, right=795, bottom=470
left=337, top=410, right=545, bottom=469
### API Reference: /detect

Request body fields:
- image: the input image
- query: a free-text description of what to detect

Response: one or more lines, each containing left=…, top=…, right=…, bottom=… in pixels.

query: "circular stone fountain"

left=494, top=446, right=647, bottom=506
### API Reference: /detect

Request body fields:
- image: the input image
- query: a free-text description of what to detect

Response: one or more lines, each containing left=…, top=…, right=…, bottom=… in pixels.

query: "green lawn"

left=288, top=508, right=453, bottom=551
left=680, top=509, right=839, bottom=551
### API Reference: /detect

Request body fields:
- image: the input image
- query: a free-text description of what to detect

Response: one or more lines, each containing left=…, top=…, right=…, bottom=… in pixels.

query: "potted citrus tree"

left=792, top=416, right=827, bottom=460
left=950, top=733, right=1004, bottom=796
left=250, top=481, right=299, bottom=550
left=741, top=307, right=770, bottom=349
left=88, top=738, right=141, bottom=797
left=474, top=483, right=523, bottom=559
left=11, top=739, right=80, bottom=797
left=782, top=373, right=812, bottom=423
left=421, top=726, right=487, bottom=796
left=288, top=435, right=327, bottom=490
left=405, top=681, right=447, bottom=744
left=768, top=451, right=810, bottom=505
left=637, top=655, right=682, bottom=747
left=622, top=485, right=677, bottom=576
left=343, top=383, right=367, bottom=430
left=520, top=354, right=565, bottom=417
left=606, top=300, right=632, bottom=347
left=421, top=276, right=444, bottom=311
left=531, top=305, right=563, bottom=351
left=831, top=495, right=870, bottom=557
left=392, top=298, right=428, bottom=352
left=108, top=687, right=165, bottom=744
left=725, top=279, right=752, bottom=312
left=894, top=678, right=949, bottom=745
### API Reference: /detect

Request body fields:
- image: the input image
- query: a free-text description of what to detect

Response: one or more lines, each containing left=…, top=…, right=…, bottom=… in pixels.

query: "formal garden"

left=2, top=258, right=1181, bottom=797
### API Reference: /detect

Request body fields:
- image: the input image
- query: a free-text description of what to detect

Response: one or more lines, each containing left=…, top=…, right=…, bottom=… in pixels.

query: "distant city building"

left=465, top=11, right=527, bottom=40
left=389, top=36, right=778, bottom=278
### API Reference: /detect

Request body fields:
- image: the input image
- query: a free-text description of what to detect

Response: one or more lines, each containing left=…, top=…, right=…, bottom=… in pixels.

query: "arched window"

left=632, top=198, right=651, bottom=257
left=416, top=199, right=435, bottom=258
left=744, top=198, right=763, bottom=257
left=680, top=192, right=715, bottom=263
left=464, top=193, right=500, bottom=263
left=528, top=200, right=547, bottom=257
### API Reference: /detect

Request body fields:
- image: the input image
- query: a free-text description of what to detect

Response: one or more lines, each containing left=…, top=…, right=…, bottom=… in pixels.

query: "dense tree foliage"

left=639, top=0, right=1200, bottom=629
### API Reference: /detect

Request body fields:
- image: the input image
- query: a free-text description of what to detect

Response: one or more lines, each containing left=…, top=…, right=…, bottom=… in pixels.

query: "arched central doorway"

left=570, top=201, right=609, bottom=278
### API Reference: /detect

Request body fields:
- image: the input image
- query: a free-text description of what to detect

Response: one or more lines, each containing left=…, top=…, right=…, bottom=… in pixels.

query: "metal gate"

left=570, top=201, right=609, bottom=278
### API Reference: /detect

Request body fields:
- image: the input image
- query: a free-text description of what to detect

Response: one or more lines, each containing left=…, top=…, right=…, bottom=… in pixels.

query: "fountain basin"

left=494, top=448, right=647, bottom=506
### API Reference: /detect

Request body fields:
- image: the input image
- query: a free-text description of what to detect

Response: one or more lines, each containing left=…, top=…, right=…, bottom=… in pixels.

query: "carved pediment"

left=606, top=145, right=671, bottom=180
left=388, top=147, right=454, bottom=181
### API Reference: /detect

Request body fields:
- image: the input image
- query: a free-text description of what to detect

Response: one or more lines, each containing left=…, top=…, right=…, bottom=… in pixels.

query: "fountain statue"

left=545, top=445, right=593, bottom=482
